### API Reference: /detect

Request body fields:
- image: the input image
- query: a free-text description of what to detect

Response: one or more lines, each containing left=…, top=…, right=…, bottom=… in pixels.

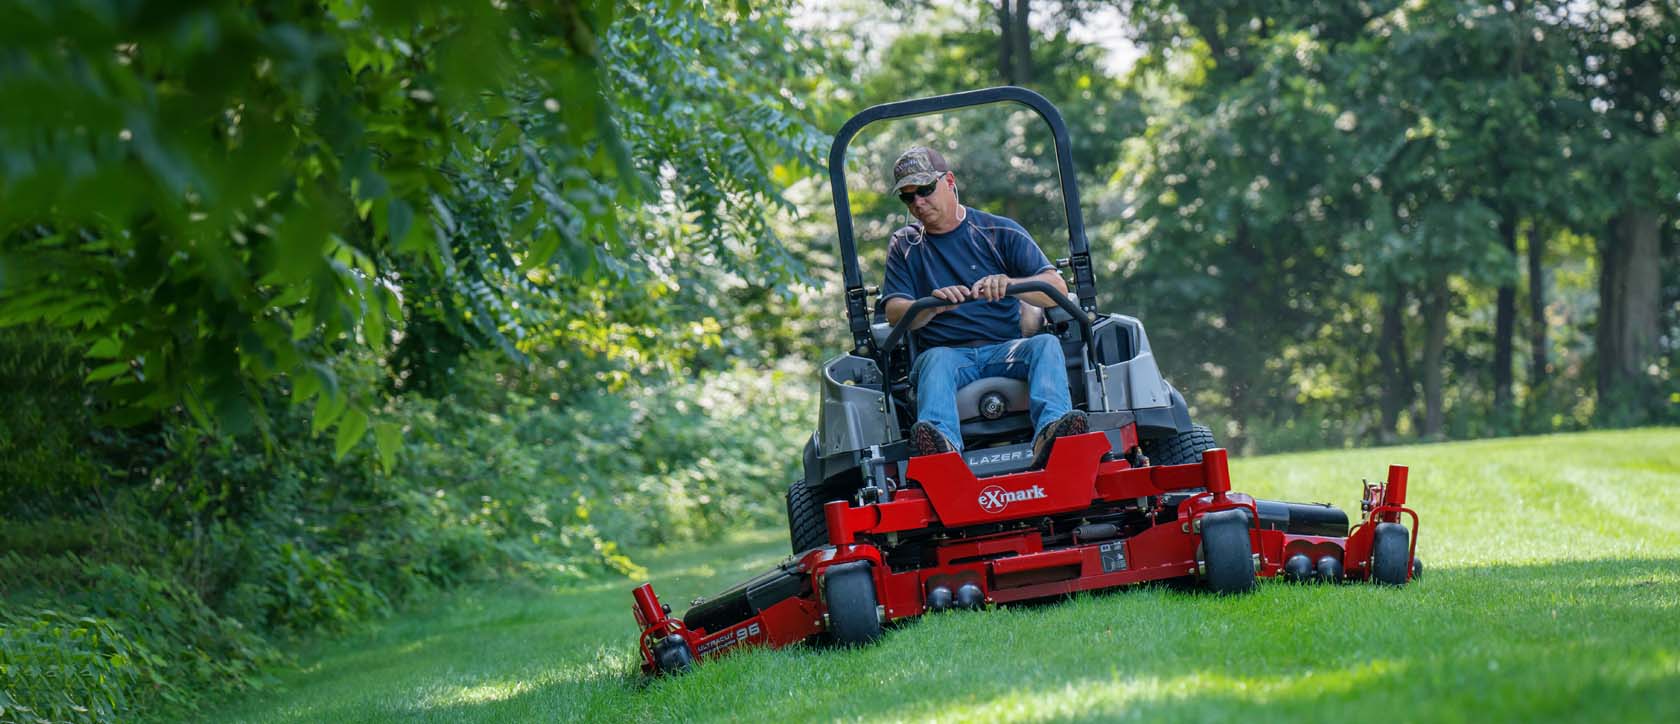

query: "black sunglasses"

left=898, top=181, right=939, bottom=204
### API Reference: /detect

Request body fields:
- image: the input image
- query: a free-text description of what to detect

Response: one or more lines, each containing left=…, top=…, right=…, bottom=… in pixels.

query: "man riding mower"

left=629, top=87, right=1421, bottom=676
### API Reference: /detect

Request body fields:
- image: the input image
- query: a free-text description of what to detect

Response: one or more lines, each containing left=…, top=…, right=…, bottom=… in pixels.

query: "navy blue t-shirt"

left=881, top=207, right=1055, bottom=347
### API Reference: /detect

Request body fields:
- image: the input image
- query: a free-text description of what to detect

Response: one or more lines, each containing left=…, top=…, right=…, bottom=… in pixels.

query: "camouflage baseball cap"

left=891, top=146, right=950, bottom=191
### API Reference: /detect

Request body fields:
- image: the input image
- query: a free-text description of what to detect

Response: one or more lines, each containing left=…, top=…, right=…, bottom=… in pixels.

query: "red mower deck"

left=630, top=431, right=1419, bottom=675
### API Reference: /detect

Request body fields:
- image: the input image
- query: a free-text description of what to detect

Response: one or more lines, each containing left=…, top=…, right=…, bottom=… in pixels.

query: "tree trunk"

left=995, top=1, right=1014, bottom=84
left=994, top=1, right=1033, bottom=86
left=1526, top=223, right=1547, bottom=388
left=1011, top=0, right=1033, bottom=85
left=1595, top=209, right=1662, bottom=421
left=1421, top=278, right=1450, bottom=438
left=998, top=0, right=1031, bottom=221
left=1396, top=287, right=1417, bottom=426
left=1494, top=215, right=1517, bottom=414
left=1377, top=287, right=1409, bottom=441
left=1222, top=220, right=1263, bottom=453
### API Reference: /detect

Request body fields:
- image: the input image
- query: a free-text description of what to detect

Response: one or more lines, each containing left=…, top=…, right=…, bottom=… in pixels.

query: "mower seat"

left=954, top=377, right=1034, bottom=445
left=955, top=377, right=1029, bottom=421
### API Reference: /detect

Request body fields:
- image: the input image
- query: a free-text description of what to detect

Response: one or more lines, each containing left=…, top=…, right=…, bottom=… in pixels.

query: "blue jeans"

left=911, top=335, right=1073, bottom=453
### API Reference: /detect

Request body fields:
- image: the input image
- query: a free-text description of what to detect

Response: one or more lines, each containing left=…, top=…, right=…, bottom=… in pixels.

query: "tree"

left=1115, top=0, right=1653, bottom=444
left=1116, top=1, right=1392, bottom=449
left=996, top=0, right=1034, bottom=85
left=1527, top=223, right=1548, bottom=393
left=980, top=0, right=1103, bottom=86
left=1563, top=0, right=1680, bottom=423
left=1342, top=1, right=1585, bottom=435
left=843, top=18, right=1135, bottom=277
left=0, top=0, right=830, bottom=450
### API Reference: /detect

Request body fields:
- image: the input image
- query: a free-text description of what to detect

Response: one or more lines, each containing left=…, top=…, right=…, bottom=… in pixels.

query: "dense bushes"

left=0, top=556, right=274, bottom=722
left=388, top=356, right=814, bottom=577
left=0, top=331, right=812, bottom=721
left=1, top=609, right=160, bottom=722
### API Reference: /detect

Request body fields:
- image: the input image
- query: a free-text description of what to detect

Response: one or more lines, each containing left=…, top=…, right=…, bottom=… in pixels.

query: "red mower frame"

left=631, top=430, right=1419, bottom=675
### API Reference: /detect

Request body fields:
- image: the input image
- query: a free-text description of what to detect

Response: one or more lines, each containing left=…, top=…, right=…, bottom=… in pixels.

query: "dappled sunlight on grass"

left=613, top=528, right=792, bottom=588
left=427, top=679, right=534, bottom=707
left=394, top=636, right=441, bottom=657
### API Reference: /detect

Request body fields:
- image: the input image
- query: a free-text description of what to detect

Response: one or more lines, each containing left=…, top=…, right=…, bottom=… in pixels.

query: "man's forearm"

left=884, top=298, right=940, bottom=330
left=1012, top=270, right=1070, bottom=308
left=884, top=270, right=1065, bottom=328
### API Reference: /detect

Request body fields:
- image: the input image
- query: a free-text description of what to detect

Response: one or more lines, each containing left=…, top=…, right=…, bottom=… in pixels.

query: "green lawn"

left=198, top=429, right=1680, bottom=723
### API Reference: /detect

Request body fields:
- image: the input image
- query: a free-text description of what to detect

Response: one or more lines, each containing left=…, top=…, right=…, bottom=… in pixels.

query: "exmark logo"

left=977, top=484, right=1048, bottom=514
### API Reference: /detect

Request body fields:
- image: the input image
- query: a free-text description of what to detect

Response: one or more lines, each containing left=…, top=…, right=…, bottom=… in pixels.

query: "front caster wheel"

left=1199, top=509, right=1256, bottom=594
left=654, top=634, right=695, bottom=674
left=1371, top=522, right=1411, bottom=585
left=824, top=561, right=882, bottom=646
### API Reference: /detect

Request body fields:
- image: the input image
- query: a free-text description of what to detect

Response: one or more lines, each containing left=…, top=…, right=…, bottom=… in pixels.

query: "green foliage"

left=0, top=556, right=276, bottom=722
left=0, top=326, right=814, bottom=719
left=0, top=328, right=110, bottom=514
left=1112, top=0, right=1679, bottom=448
left=0, top=0, right=829, bottom=449
left=1114, top=6, right=1377, bottom=448
left=0, top=4, right=836, bottom=710
left=395, top=356, right=812, bottom=567
left=0, top=609, right=151, bottom=724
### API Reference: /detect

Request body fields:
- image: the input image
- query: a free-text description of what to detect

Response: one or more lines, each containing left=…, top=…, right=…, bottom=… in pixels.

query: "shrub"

left=0, top=608, right=152, bottom=724
left=1, top=329, right=815, bottom=719
left=0, top=554, right=276, bottom=721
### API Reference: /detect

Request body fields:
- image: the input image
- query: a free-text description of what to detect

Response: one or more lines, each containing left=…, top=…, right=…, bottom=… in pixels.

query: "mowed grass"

left=198, top=429, right=1680, bottom=723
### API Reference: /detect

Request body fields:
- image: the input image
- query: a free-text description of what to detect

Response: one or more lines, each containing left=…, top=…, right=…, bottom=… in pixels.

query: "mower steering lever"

left=879, top=280, right=1095, bottom=371
left=875, top=281, right=1099, bottom=431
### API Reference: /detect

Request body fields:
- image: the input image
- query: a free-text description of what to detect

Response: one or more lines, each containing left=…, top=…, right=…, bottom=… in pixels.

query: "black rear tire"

left=823, top=561, right=882, bottom=646
left=1144, top=424, right=1218, bottom=466
left=1200, top=508, right=1256, bottom=594
left=1371, top=522, right=1411, bottom=585
left=787, top=481, right=829, bottom=554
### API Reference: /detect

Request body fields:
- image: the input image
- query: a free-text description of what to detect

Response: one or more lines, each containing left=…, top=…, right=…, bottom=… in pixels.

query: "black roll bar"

left=827, top=87, right=1099, bottom=354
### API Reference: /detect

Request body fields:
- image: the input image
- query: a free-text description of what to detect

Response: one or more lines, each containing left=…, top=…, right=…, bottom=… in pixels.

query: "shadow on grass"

left=398, top=556, right=1680, bottom=723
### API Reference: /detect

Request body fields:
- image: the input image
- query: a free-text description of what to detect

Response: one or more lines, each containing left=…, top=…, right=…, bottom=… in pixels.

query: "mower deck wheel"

left=1282, top=553, right=1314, bottom=583
left=1371, top=522, right=1411, bottom=585
left=1199, top=509, right=1257, bottom=594
left=1315, top=555, right=1343, bottom=583
left=654, top=634, right=695, bottom=674
left=824, top=561, right=882, bottom=646
left=926, top=585, right=953, bottom=612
